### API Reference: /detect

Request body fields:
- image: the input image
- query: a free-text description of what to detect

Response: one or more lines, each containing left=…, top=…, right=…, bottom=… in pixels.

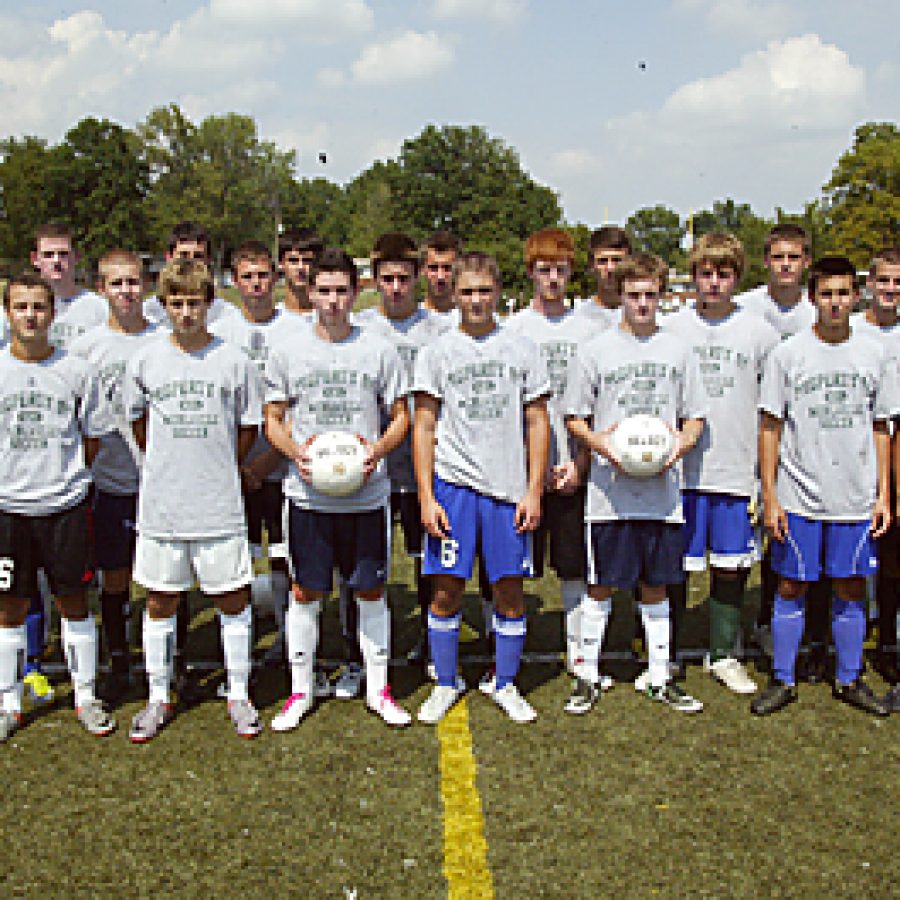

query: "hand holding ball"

left=609, top=415, right=674, bottom=477
left=304, top=431, right=368, bottom=496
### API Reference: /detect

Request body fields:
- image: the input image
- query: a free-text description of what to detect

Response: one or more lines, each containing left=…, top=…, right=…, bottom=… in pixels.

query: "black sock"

left=100, top=589, right=130, bottom=664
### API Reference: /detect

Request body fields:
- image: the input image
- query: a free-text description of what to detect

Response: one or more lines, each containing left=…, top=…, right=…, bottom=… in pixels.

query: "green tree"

left=0, top=136, right=55, bottom=265
left=280, top=176, right=344, bottom=246
left=626, top=205, right=684, bottom=267
left=341, top=161, right=401, bottom=257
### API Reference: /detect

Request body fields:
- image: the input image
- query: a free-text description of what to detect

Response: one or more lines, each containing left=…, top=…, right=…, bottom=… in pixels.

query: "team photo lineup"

left=1, top=215, right=897, bottom=749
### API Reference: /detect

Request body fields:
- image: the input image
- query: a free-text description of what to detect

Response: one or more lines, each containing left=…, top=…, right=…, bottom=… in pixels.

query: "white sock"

left=576, top=597, right=611, bottom=684
left=0, top=625, right=26, bottom=714
left=482, top=599, right=494, bottom=637
left=358, top=596, right=390, bottom=703
left=62, top=616, right=98, bottom=707
left=271, top=571, right=290, bottom=647
left=561, top=579, right=586, bottom=673
left=287, top=600, right=319, bottom=696
left=143, top=613, right=176, bottom=705
left=640, top=600, right=671, bottom=689
left=220, top=605, right=252, bottom=703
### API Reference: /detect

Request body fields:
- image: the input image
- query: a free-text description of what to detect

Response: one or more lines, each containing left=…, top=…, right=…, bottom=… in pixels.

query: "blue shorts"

left=770, top=512, right=878, bottom=582
left=586, top=521, right=684, bottom=590
left=92, top=490, right=138, bottom=571
left=423, top=477, right=532, bottom=584
left=682, top=490, right=758, bottom=572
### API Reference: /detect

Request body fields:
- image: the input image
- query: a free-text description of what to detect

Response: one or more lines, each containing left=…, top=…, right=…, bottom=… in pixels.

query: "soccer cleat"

left=129, top=701, right=173, bottom=743
left=705, top=656, right=758, bottom=695
left=491, top=683, right=537, bottom=723
left=645, top=682, right=704, bottom=713
left=427, top=662, right=467, bottom=692
left=314, top=670, right=333, bottom=699
left=367, top=685, right=412, bottom=727
left=334, top=663, right=363, bottom=699
left=270, top=692, right=313, bottom=732
left=24, top=669, right=54, bottom=705
left=598, top=673, right=615, bottom=691
left=417, top=684, right=462, bottom=724
left=883, top=684, right=900, bottom=713
left=228, top=699, right=263, bottom=738
left=0, top=711, right=24, bottom=743
left=564, top=677, right=598, bottom=715
left=478, top=666, right=496, bottom=696
left=750, top=680, right=797, bottom=716
left=832, top=678, right=889, bottom=717
left=633, top=662, right=681, bottom=693
left=76, top=699, right=116, bottom=736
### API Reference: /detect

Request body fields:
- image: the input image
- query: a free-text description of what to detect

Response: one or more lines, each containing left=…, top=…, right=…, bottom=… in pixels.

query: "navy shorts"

left=93, top=490, right=138, bottom=571
left=423, top=477, right=532, bottom=584
left=682, top=489, right=758, bottom=572
left=586, top=520, right=684, bottom=590
left=391, top=492, right=423, bottom=557
left=245, top=481, right=287, bottom=559
left=770, top=512, right=877, bottom=582
left=287, top=502, right=389, bottom=593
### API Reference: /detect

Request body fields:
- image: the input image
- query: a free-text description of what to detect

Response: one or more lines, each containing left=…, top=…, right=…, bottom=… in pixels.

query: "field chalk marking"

left=437, top=696, right=494, bottom=899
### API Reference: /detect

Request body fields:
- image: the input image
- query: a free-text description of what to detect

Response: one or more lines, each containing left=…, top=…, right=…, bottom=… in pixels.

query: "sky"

left=0, top=0, right=896, bottom=226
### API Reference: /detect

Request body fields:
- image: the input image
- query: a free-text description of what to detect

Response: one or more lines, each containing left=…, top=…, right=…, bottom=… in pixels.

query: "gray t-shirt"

left=759, top=328, right=893, bottom=521
left=69, top=322, right=160, bottom=496
left=144, top=294, right=240, bottom=330
left=413, top=326, right=550, bottom=504
left=50, top=290, right=108, bottom=351
left=851, top=312, right=900, bottom=434
left=125, top=336, right=262, bottom=539
left=564, top=327, right=708, bottom=523
left=662, top=304, right=779, bottom=497
left=0, top=347, right=104, bottom=515
left=265, top=326, right=407, bottom=513
left=358, top=307, right=449, bottom=493
left=737, top=285, right=814, bottom=340
left=573, top=298, right=621, bottom=330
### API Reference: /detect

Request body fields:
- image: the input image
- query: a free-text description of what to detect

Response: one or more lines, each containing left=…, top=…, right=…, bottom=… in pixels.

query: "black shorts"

left=878, top=520, right=900, bottom=577
left=0, top=500, right=92, bottom=598
left=532, top=488, right=586, bottom=580
left=391, top=492, right=423, bottom=557
left=587, top=520, right=684, bottom=590
left=245, top=481, right=286, bottom=558
left=287, top=502, right=389, bottom=593
left=93, top=490, right=137, bottom=571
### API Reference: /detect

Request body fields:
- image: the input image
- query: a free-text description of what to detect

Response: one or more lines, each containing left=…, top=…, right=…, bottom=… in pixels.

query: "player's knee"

left=214, top=587, right=250, bottom=616
left=777, top=579, right=806, bottom=601
left=492, top=577, right=524, bottom=616
left=0, top=598, right=30, bottom=628
left=103, top=568, right=131, bottom=594
left=834, top=578, right=866, bottom=602
left=638, top=582, right=666, bottom=604
left=291, top=584, right=324, bottom=604
left=55, top=592, right=89, bottom=620
left=147, top=592, right=180, bottom=619
left=355, top=588, right=383, bottom=601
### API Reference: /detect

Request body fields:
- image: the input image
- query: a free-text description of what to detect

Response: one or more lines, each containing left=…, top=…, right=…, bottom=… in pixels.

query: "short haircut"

left=158, top=258, right=214, bottom=303
left=614, top=253, right=668, bottom=295
left=278, top=227, right=324, bottom=261
left=371, top=232, right=419, bottom=277
left=452, top=251, right=502, bottom=290
left=590, top=225, right=632, bottom=254
left=763, top=223, right=810, bottom=256
left=870, top=247, right=900, bottom=277
left=167, top=221, right=212, bottom=258
left=231, top=240, right=273, bottom=275
left=524, top=227, right=575, bottom=270
left=98, top=249, right=143, bottom=282
left=421, top=230, right=463, bottom=256
left=33, top=222, right=72, bottom=253
left=308, top=247, right=358, bottom=292
left=689, top=232, right=745, bottom=279
left=3, top=271, right=54, bottom=309
left=807, top=256, right=857, bottom=298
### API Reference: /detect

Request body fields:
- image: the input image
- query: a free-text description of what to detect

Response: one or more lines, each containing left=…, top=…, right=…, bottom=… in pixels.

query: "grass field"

left=1, top=543, right=897, bottom=898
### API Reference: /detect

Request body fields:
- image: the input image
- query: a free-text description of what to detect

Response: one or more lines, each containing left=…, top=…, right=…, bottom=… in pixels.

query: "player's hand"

left=515, top=487, right=542, bottom=533
left=295, top=435, right=315, bottom=483
left=593, top=424, right=623, bottom=472
left=870, top=496, right=891, bottom=539
left=421, top=495, right=451, bottom=540
left=661, top=424, right=689, bottom=472
left=551, top=461, right=580, bottom=495
left=763, top=495, right=788, bottom=543
left=357, top=433, right=379, bottom=484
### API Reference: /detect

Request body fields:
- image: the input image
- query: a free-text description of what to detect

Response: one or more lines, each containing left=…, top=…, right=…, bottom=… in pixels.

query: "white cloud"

left=316, top=67, right=346, bottom=88
left=675, top=0, right=796, bottom=40
left=208, top=0, right=374, bottom=40
left=268, top=121, right=332, bottom=174
left=351, top=30, right=454, bottom=85
left=432, top=0, right=526, bottom=23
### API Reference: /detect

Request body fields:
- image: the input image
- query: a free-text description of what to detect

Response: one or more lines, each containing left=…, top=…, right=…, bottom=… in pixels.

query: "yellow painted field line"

left=437, top=696, right=494, bottom=900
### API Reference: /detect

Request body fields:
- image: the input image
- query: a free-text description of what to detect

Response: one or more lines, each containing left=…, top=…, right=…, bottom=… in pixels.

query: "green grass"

left=1, top=543, right=897, bottom=897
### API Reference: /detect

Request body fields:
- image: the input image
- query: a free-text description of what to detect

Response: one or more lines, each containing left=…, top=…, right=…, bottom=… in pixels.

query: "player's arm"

left=664, top=417, right=705, bottom=470
left=264, top=400, right=314, bottom=482
left=413, top=393, right=450, bottom=540
left=84, top=437, right=100, bottom=467
left=359, top=397, right=410, bottom=480
left=517, top=396, right=550, bottom=532
left=871, top=420, right=891, bottom=538
left=567, top=415, right=621, bottom=469
left=237, top=425, right=257, bottom=465
left=759, top=411, right=787, bottom=541
left=131, top=414, right=147, bottom=452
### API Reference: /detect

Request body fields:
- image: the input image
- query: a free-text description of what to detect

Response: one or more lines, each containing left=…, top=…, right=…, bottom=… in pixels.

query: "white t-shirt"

left=564, top=326, right=708, bottom=524
left=736, top=285, right=814, bottom=341
left=125, top=336, right=263, bottom=539
left=573, top=297, right=621, bottom=330
left=50, top=290, right=108, bottom=351
left=851, top=312, right=900, bottom=434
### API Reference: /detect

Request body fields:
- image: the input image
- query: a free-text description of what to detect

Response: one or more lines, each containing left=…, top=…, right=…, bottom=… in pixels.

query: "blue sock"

left=493, top=612, right=527, bottom=691
left=832, top=597, right=865, bottom=685
left=428, top=611, right=460, bottom=688
left=25, top=596, right=45, bottom=673
left=772, top=593, right=804, bottom=686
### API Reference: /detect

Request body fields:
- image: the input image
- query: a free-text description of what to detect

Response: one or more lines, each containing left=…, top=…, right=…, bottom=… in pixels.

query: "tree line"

left=0, top=105, right=896, bottom=296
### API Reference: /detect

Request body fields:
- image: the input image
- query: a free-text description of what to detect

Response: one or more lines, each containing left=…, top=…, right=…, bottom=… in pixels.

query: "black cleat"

left=882, top=684, right=900, bottom=714
left=832, top=678, right=889, bottom=717
left=750, top=680, right=797, bottom=716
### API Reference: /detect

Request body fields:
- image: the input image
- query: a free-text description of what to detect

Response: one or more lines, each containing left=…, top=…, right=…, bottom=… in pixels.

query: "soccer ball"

left=308, top=431, right=367, bottom=496
left=610, top=414, right=674, bottom=477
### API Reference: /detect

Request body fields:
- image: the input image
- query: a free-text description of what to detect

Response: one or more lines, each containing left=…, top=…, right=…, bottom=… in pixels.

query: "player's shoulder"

left=67, top=323, right=106, bottom=356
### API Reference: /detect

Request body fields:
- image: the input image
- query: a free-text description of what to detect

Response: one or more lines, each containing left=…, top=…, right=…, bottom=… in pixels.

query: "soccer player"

left=751, top=256, right=893, bottom=717
left=574, top=225, right=632, bottom=326
left=421, top=231, right=463, bottom=318
left=69, top=250, right=159, bottom=703
left=265, top=248, right=412, bottom=730
left=414, top=251, right=550, bottom=725
left=504, top=228, right=603, bottom=705
left=126, top=259, right=264, bottom=741
left=0, top=273, right=114, bottom=741
left=278, top=227, right=325, bottom=318
left=662, top=233, right=779, bottom=694
left=564, top=254, right=707, bottom=713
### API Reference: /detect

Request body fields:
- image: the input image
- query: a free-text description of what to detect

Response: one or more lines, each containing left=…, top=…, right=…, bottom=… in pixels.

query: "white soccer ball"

left=610, top=414, right=674, bottom=478
left=307, top=431, right=367, bottom=497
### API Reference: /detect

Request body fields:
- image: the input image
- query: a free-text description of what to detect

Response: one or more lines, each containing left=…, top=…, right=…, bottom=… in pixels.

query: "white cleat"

left=334, top=663, right=363, bottom=699
left=427, top=662, right=467, bottom=692
left=705, top=655, right=757, bottom=694
left=270, top=692, right=312, bottom=732
left=367, top=686, right=412, bottom=727
left=491, top=683, right=537, bottom=723
left=417, top=684, right=463, bottom=724
left=478, top=666, right=496, bottom=696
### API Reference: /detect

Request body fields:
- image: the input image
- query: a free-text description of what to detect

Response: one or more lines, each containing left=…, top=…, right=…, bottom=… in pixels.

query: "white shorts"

left=134, top=533, right=253, bottom=595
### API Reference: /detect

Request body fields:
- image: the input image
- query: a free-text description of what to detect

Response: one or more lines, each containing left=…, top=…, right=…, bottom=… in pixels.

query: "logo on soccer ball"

left=334, top=462, right=346, bottom=476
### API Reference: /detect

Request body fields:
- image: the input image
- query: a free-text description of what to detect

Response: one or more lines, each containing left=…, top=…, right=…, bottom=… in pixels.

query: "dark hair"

left=807, top=256, right=857, bottom=298
left=309, top=247, right=358, bottom=292
left=231, top=240, right=273, bottom=275
left=764, top=223, right=810, bottom=255
left=3, top=271, right=54, bottom=309
left=590, top=226, right=631, bottom=253
left=372, top=232, right=419, bottom=277
left=421, top=230, right=463, bottom=256
left=167, top=221, right=212, bottom=258
left=278, top=227, right=325, bottom=261
left=32, top=222, right=73, bottom=254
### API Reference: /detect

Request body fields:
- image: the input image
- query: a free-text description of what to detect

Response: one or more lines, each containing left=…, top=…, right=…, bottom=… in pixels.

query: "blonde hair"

left=452, top=251, right=502, bottom=290
left=689, top=232, right=745, bottom=279
left=614, top=253, right=668, bottom=294
left=158, top=258, right=213, bottom=302
left=98, top=249, right=143, bottom=284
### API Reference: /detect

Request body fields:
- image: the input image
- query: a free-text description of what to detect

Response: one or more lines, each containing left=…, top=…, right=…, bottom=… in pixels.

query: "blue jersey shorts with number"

left=770, top=512, right=878, bottom=582
left=682, top=489, right=758, bottom=572
left=423, top=476, right=533, bottom=584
